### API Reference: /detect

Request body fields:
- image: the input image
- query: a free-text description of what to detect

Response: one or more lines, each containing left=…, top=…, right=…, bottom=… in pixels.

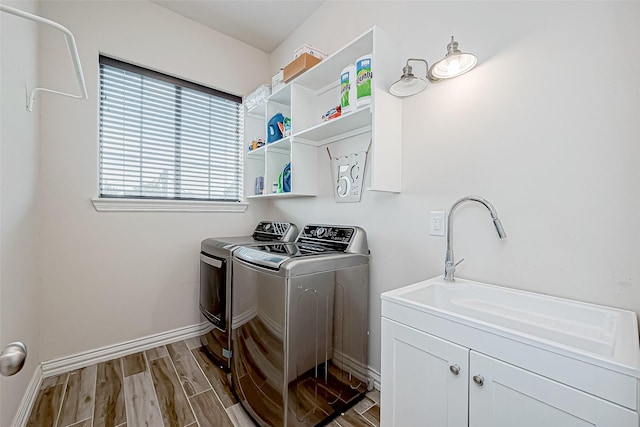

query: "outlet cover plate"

left=429, top=211, right=445, bottom=236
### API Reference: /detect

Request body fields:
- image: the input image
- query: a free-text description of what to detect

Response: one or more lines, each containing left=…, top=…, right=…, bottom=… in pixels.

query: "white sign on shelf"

left=329, top=145, right=369, bottom=203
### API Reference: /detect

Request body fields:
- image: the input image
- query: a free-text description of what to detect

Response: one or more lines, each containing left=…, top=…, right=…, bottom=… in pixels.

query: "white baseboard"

left=368, top=366, right=381, bottom=391
left=11, top=364, right=43, bottom=427
left=332, top=349, right=382, bottom=392
left=41, top=322, right=212, bottom=378
left=11, top=322, right=210, bottom=426
left=12, top=322, right=212, bottom=427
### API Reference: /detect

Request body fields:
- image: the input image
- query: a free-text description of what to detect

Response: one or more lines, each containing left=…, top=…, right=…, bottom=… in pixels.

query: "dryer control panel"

left=252, top=221, right=298, bottom=242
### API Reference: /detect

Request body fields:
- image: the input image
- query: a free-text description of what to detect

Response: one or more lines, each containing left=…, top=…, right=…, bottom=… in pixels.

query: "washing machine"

left=199, top=221, right=298, bottom=369
left=231, top=224, right=370, bottom=426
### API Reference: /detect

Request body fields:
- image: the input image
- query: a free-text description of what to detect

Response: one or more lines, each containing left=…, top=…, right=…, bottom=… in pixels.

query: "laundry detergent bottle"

left=267, top=113, right=284, bottom=143
left=278, top=162, right=291, bottom=193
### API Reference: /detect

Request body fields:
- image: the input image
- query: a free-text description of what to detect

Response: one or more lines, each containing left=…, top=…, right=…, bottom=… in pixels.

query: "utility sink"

left=383, top=276, right=640, bottom=375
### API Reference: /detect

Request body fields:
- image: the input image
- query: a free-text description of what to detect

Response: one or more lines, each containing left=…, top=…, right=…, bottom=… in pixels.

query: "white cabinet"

left=244, top=26, right=402, bottom=199
left=381, top=318, right=639, bottom=427
left=381, top=319, right=468, bottom=426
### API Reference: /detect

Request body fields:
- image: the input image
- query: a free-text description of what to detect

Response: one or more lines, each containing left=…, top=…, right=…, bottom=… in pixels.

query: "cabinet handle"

left=473, top=375, right=484, bottom=386
left=449, top=364, right=460, bottom=375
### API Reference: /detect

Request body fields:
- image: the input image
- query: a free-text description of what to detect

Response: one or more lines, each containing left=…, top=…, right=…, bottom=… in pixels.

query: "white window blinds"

left=99, top=56, right=244, bottom=202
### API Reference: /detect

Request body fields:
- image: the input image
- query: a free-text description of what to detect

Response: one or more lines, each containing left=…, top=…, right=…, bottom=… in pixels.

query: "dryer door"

left=199, top=252, right=227, bottom=330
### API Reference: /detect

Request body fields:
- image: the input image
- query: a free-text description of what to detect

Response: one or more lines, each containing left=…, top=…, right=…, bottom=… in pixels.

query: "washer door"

left=231, top=258, right=286, bottom=426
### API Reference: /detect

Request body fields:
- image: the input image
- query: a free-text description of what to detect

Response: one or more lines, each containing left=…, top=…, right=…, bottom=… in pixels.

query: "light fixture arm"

left=404, top=58, right=440, bottom=84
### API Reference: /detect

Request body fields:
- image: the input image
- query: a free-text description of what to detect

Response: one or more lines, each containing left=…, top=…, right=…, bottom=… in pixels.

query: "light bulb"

left=446, top=57, right=461, bottom=76
left=430, top=52, right=477, bottom=80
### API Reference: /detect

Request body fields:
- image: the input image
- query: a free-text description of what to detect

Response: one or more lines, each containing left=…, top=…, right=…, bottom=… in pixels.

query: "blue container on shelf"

left=267, top=113, right=284, bottom=143
left=279, top=162, right=291, bottom=193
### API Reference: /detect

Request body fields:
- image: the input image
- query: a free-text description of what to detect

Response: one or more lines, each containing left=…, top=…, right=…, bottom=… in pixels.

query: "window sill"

left=91, top=198, right=249, bottom=213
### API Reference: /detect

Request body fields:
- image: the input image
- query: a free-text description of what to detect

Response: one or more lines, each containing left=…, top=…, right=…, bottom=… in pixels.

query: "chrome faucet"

left=444, top=196, right=507, bottom=282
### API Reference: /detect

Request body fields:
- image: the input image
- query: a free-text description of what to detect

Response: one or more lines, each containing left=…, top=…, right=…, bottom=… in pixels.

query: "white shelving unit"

left=245, top=25, right=402, bottom=199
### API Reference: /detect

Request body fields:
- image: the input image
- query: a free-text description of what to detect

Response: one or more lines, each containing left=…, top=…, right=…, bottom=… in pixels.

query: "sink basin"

left=384, top=276, right=640, bottom=373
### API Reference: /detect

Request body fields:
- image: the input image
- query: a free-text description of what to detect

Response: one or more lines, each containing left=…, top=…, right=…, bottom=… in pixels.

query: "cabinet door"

left=381, top=319, right=469, bottom=427
left=469, top=351, right=639, bottom=427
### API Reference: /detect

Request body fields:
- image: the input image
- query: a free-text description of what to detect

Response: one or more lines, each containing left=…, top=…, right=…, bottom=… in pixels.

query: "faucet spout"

left=444, top=196, right=507, bottom=282
left=493, top=217, right=507, bottom=239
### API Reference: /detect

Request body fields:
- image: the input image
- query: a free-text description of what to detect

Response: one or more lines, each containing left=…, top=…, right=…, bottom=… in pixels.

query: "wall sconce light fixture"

left=389, top=36, right=477, bottom=97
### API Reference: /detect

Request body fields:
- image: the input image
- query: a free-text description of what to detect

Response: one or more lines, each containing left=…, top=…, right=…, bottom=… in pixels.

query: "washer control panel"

left=300, top=225, right=355, bottom=243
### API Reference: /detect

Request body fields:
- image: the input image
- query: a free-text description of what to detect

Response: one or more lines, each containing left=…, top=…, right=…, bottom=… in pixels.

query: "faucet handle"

left=444, top=258, right=464, bottom=282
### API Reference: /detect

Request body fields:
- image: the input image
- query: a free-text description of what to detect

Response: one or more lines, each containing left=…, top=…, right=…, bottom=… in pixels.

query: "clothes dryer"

left=199, top=221, right=298, bottom=369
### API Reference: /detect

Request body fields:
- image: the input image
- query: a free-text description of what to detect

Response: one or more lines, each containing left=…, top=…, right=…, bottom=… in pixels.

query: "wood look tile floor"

left=27, top=336, right=380, bottom=427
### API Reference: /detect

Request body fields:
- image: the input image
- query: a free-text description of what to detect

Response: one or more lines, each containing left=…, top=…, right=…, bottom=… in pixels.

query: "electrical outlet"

left=429, top=211, right=445, bottom=236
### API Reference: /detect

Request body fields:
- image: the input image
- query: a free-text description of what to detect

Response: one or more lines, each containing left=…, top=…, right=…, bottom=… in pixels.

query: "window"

left=98, top=56, right=244, bottom=204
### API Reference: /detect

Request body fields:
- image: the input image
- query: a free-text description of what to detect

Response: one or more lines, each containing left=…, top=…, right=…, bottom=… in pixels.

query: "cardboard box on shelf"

left=283, top=53, right=321, bottom=83
left=294, top=44, right=327, bottom=61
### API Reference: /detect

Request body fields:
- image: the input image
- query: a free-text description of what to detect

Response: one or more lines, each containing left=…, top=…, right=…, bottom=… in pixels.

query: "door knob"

left=449, top=364, right=460, bottom=375
left=0, top=342, right=27, bottom=376
left=472, top=374, right=484, bottom=386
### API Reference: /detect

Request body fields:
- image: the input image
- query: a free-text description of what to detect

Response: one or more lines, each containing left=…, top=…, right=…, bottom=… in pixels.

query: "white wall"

left=0, top=1, right=41, bottom=424
left=267, top=1, right=640, bottom=373
left=36, top=0, right=270, bottom=361
left=4, top=3, right=639, bottom=414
